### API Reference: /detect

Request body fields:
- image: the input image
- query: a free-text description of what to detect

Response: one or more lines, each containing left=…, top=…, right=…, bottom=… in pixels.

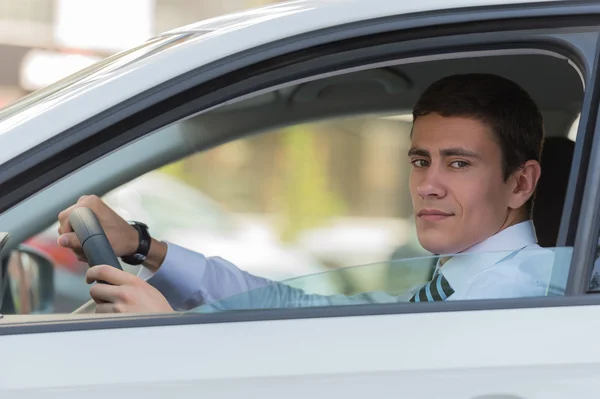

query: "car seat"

left=532, top=136, right=576, bottom=247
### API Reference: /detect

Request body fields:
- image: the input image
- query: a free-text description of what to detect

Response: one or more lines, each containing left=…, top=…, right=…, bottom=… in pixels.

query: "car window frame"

left=564, top=32, right=600, bottom=295
left=2, top=3, right=600, bottom=335
left=568, top=33, right=600, bottom=295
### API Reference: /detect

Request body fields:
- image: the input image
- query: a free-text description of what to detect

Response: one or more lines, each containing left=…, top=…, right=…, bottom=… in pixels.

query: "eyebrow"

left=407, top=147, right=482, bottom=160
left=407, top=148, right=430, bottom=158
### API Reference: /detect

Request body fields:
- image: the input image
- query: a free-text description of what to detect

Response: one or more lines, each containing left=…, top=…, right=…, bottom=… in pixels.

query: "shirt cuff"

left=137, top=241, right=208, bottom=309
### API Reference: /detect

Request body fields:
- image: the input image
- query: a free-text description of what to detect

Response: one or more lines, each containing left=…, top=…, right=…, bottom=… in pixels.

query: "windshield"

left=0, top=33, right=195, bottom=124
left=189, top=247, right=573, bottom=313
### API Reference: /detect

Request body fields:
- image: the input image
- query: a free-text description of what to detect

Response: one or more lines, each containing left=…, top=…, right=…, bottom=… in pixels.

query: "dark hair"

left=412, top=73, right=544, bottom=214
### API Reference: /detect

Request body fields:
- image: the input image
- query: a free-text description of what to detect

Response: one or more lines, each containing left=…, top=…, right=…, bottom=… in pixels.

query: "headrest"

left=533, top=137, right=575, bottom=247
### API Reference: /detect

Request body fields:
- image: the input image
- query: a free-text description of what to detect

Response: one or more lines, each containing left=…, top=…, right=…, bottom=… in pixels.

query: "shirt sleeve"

left=190, top=283, right=410, bottom=313
left=139, top=242, right=411, bottom=311
left=138, top=242, right=276, bottom=310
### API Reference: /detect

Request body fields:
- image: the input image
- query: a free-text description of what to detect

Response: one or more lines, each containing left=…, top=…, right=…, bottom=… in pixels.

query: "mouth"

left=417, top=209, right=454, bottom=222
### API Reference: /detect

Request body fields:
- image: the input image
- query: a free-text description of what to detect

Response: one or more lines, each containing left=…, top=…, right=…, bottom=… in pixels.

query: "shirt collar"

left=436, top=220, right=538, bottom=294
left=461, top=220, right=538, bottom=254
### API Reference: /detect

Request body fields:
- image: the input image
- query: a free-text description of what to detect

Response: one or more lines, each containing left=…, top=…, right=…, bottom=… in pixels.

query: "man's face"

left=409, top=113, right=515, bottom=255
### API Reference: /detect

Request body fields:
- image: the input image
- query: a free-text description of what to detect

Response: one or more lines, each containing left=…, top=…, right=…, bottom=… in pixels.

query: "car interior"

left=0, top=49, right=585, bottom=316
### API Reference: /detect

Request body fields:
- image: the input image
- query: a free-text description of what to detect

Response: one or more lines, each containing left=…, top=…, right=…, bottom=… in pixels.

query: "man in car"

left=57, top=73, right=551, bottom=313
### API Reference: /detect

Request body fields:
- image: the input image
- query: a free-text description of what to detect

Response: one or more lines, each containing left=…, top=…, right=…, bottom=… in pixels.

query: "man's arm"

left=143, top=232, right=419, bottom=311
left=56, top=195, right=281, bottom=309
left=139, top=241, right=278, bottom=309
left=139, top=241, right=406, bottom=310
left=140, top=237, right=168, bottom=273
left=190, top=279, right=408, bottom=313
left=57, top=195, right=408, bottom=313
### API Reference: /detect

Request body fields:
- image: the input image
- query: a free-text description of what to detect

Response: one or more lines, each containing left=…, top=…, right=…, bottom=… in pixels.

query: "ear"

left=507, top=160, right=542, bottom=210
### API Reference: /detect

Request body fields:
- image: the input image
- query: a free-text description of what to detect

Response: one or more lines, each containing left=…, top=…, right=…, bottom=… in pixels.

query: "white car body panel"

left=1, top=305, right=599, bottom=397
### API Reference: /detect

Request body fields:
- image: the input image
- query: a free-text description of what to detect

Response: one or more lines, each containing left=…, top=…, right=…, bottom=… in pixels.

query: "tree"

left=273, top=125, right=346, bottom=242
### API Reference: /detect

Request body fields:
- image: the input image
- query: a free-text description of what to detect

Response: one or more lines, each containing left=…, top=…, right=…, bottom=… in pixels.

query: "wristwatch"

left=121, top=221, right=151, bottom=265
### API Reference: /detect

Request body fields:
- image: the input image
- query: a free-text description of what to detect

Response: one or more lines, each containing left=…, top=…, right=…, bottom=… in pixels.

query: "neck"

left=497, top=209, right=528, bottom=234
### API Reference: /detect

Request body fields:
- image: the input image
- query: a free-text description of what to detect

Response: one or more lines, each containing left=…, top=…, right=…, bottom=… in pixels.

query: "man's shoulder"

left=513, top=243, right=555, bottom=260
left=469, top=244, right=553, bottom=273
left=470, top=244, right=556, bottom=296
left=459, top=251, right=552, bottom=300
left=497, top=244, right=555, bottom=274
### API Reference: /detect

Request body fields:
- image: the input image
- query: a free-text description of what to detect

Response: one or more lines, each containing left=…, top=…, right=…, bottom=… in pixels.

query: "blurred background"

left=0, top=0, right=281, bottom=105
left=0, top=1, right=433, bottom=312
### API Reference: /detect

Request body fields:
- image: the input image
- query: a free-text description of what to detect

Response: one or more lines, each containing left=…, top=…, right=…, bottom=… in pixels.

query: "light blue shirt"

left=138, top=220, right=558, bottom=311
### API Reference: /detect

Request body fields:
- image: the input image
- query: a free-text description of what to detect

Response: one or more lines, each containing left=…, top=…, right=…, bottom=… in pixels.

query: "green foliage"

left=275, top=125, right=347, bottom=242
left=159, top=161, right=199, bottom=188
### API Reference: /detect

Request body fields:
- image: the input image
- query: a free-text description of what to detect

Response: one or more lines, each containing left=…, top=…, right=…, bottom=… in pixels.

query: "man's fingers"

left=95, top=303, right=122, bottom=313
left=90, top=283, right=122, bottom=304
left=57, top=204, right=81, bottom=235
left=95, top=304, right=111, bottom=313
left=57, top=196, right=99, bottom=235
left=86, top=265, right=133, bottom=286
left=57, top=232, right=80, bottom=249
left=86, top=265, right=173, bottom=314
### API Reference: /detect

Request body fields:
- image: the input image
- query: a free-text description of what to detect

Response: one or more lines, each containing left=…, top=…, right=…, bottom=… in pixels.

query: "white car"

left=0, top=0, right=599, bottom=397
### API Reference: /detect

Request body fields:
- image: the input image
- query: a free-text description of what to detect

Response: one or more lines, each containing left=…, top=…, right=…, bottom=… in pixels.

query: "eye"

left=411, top=159, right=430, bottom=168
left=450, top=160, right=470, bottom=169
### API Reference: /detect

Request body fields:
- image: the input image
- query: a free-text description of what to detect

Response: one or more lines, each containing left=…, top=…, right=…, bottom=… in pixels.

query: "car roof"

left=161, top=0, right=559, bottom=37
left=0, top=0, right=569, bottom=165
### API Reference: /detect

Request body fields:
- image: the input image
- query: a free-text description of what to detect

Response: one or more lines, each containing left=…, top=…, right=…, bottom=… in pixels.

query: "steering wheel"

left=68, top=207, right=122, bottom=270
left=68, top=207, right=122, bottom=314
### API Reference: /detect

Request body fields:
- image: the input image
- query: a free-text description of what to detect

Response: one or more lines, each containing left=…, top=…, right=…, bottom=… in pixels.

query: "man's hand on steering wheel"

left=57, top=195, right=138, bottom=261
left=86, top=265, right=173, bottom=313
left=58, top=195, right=174, bottom=314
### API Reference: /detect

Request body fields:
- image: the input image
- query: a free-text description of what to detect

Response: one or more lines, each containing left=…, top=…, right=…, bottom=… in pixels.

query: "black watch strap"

left=121, top=221, right=151, bottom=266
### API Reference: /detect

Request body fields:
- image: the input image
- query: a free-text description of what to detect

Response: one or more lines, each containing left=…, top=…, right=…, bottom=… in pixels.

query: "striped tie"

left=409, top=272, right=454, bottom=302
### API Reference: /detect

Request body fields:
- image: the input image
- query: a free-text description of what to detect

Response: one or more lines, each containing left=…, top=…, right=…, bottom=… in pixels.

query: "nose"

left=416, top=167, right=446, bottom=199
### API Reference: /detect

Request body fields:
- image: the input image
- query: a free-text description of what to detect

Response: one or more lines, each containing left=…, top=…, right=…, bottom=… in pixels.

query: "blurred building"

left=0, top=0, right=274, bottom=105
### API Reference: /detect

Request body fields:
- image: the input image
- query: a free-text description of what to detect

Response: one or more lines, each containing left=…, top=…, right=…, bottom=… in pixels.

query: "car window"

left=18, top=115, right=432, bottom=314
left=102, top=172, right=236, bottom=238
left=2, top=46, right=586, bottom=320
left=136, top=188, right=234, bottom=235
left=14, top=106, right=581, bottom=315
left=190, top=247, right=573, bottom=313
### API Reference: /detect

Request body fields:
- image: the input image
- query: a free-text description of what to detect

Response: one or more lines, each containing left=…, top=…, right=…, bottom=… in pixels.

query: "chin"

left=417, top=231, right=459, bottom=255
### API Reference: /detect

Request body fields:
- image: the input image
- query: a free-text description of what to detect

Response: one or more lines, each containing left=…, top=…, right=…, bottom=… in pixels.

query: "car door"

left=3, top=2, right=600, bottom=398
